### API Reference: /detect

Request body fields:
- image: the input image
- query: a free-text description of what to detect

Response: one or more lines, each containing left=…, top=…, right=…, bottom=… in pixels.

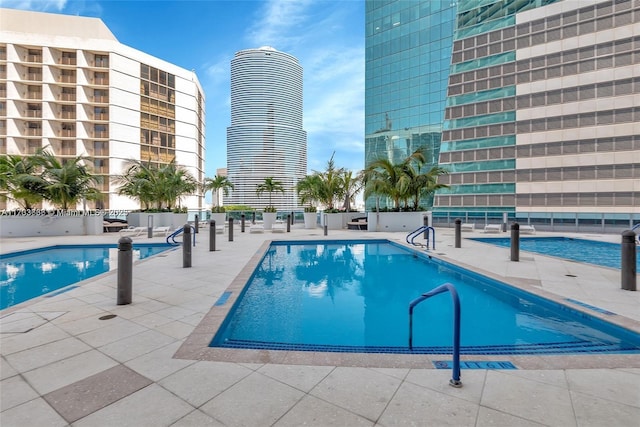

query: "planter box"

left=366, top=211, right=427, bottom=232
left=303, top=212, right=317, bottom=229
left=0, top=215, right=103, bottom=237
left=262, top=212, right=277, bottom=230
left=209, top=213, right=226, bottom=227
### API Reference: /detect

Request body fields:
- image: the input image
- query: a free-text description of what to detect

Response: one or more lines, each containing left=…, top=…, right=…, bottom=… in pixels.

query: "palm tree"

left=406, top=165, right=449, bottom=211
left=157, top=162, right=198, bottom=210
left=364, top=148, right=440, bottom=211
left=114, top=160, right=197, bottom=210
left=203, top=175, right=234, bottom=209
left=35, top=151, right=101, bottom=210
left=341, top=169, right=364, bottom=212
left=0, top=154, right=46, bottom=209
left=256, top=177, right=284, bottom=211
left=296, top=174, right=322, bottom=211
left=314, top=153, right=345, bottom=211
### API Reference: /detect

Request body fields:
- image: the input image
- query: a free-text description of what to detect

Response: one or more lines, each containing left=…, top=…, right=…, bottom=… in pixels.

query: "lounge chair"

left=152, top=226, right=171, bottom=236
left=119, top=226, right=146, bottom=237
left=461, top=223, right=475, bottom=232
left=249, top=223, right=264, bottom=233
left=103, top=221, right=129, bottom=232
left=483, top=224, right=501, bottom=233
left=272, top=220, right=286, bottom=233
left=347, top=217, right=368, bottom=230
left=520, top=225, right=536, bottom=234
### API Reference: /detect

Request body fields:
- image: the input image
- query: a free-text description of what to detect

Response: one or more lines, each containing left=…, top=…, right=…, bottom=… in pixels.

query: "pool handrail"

left=406, top=226, right=435, bottom=250
left=166, top=226, right=196, bottom=247
left=408, top=282, right=462, bottom=388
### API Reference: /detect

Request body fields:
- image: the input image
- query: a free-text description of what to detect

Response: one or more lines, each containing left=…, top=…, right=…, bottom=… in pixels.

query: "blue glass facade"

left=364, top=0, right=456, bottom=210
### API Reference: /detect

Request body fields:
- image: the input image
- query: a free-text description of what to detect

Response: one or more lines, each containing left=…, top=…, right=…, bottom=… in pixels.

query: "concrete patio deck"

left=1, top=225, right=639, bottom=426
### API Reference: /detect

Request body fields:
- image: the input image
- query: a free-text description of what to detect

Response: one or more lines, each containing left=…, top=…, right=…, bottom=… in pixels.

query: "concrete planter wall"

left=126, top=212, right=185, bottom=230
left=320, top=213, right=345, bottom=230
left=0, top=215, right=104, bottom=237
left=366, top=211, right=427, bottom=232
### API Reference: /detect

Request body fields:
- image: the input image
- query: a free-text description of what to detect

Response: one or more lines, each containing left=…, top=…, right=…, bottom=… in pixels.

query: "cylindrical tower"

left=226, top=46, right=307, bottom=210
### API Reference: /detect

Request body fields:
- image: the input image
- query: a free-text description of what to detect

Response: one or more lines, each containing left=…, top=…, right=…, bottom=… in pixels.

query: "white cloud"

left=246, top=0, right=314, bottom=49
left=0, top=0, right=67, bottom=11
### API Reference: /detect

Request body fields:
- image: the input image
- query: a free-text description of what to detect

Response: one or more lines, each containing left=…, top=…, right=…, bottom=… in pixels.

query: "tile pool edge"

left=174, top=238, right=640, bottom=370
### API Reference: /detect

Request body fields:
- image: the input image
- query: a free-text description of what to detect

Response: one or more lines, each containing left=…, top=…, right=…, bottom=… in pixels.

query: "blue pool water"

left=210, top=240, right=640, bottom=355
left=0, top=244, right=172, bottom=310
left=470, top=236, right=639, bottom=270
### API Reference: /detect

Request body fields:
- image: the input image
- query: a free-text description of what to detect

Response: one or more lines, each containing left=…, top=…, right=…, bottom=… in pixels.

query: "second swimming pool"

left=0, top=244, right=172, bottom=310
left=470, top=236, right=639, bottom=270
left=210, top=240, right=640, bottom=355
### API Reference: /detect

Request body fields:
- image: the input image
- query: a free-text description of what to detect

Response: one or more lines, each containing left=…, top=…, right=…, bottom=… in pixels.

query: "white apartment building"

left=0, top=8, right=205, bottom=211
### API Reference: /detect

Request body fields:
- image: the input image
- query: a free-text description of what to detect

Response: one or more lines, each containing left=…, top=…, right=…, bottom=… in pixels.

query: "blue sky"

left=1, top=0, right=365, bottom=178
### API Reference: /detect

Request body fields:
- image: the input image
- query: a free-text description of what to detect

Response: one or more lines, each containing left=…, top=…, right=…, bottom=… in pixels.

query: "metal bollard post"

left=423, top=215, right=429, bottom=239
left=324, top=214, right=328, bottom=236
left=454, top=218, right=461, bottom=248
left=621, top=230, right=637, bottom=291
left=287, top=214, right=291, bottom=232
left=291, top=211, right=295, bottom=225
left=117, top=236, right=133, bottom=305
left=502, top=212, right=508, bottom=232
left=241, top=214, right=245, bottom=232
left=209, top=220, right=216, bottom=252
left=510, top=222, right=520, bottom=262
left=183, top=224, right=192, bottom=268
left=252, top=211, right=256, bottom=224
left=228, top=218, right=234, bottom=241
left=147, top=214, right=153, bottom=238
left=194, top=214, right=199, bottom=234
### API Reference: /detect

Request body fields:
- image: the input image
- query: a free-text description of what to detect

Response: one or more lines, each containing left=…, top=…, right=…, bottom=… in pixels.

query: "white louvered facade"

left=226, top=47, right=307, bottom=210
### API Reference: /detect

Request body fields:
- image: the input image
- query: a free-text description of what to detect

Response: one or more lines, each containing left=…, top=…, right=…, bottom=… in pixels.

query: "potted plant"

left=210, top=205, right=226, bottom=225
left=296, top=175, right=321, bottom=229
left=203, top=175, right=233, bottom=224
left=256, top=177, right=284, bottom=230
left=364, top=148, right=448, bottom=231
left=115, top=159, right=197, bottom=228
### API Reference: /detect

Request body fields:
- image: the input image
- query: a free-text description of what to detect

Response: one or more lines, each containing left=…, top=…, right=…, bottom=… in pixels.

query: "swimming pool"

left=210, top=240, right=640, bottom=355
left=470, top=236, right=639, bottom=270
left=0, top=244, right=172, bottom=310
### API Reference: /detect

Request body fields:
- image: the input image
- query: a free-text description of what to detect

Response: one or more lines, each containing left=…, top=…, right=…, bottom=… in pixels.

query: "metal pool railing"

left=409, top=283, right=462, bottom=388
left=406, top=226, right=435, bottom=249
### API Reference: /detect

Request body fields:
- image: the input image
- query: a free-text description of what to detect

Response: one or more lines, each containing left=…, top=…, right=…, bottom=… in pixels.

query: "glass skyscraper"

left=365, top=0, right=639, bottom=228
left=364, top=0, right=456, bottom=210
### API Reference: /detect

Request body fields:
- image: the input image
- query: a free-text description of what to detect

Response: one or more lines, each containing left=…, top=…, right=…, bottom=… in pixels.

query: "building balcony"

left=58, top=93, right=76, bottom=102
left=26, top=92, right=42, bottom=100
left=25, top=73, right=42, bottom=81
left=59, top=57, right=77, bottom=66
left=25, top=110, right=42, bottom=118
left=58, top=75, right=76, bottom=84
left=92, top=96, right=109, bottom=103
left=93, top=78, right=109, bottom=85
left=93, top=131, right=108, bottom=138
left=93, top=113, right=109, bottom=121
left=59, top=129, right=76, bottom=137
left=25, top=55, right=42, bottom=63
left=25, top=128, right=42, bottom=137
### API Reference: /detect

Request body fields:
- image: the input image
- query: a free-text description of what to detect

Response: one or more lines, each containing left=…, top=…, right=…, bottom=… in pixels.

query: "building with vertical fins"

left=226, top=47, right=307, bottom=210
left=0, top=8, right=205, bottom=211
left=365, top=0, right=639, bottom=229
